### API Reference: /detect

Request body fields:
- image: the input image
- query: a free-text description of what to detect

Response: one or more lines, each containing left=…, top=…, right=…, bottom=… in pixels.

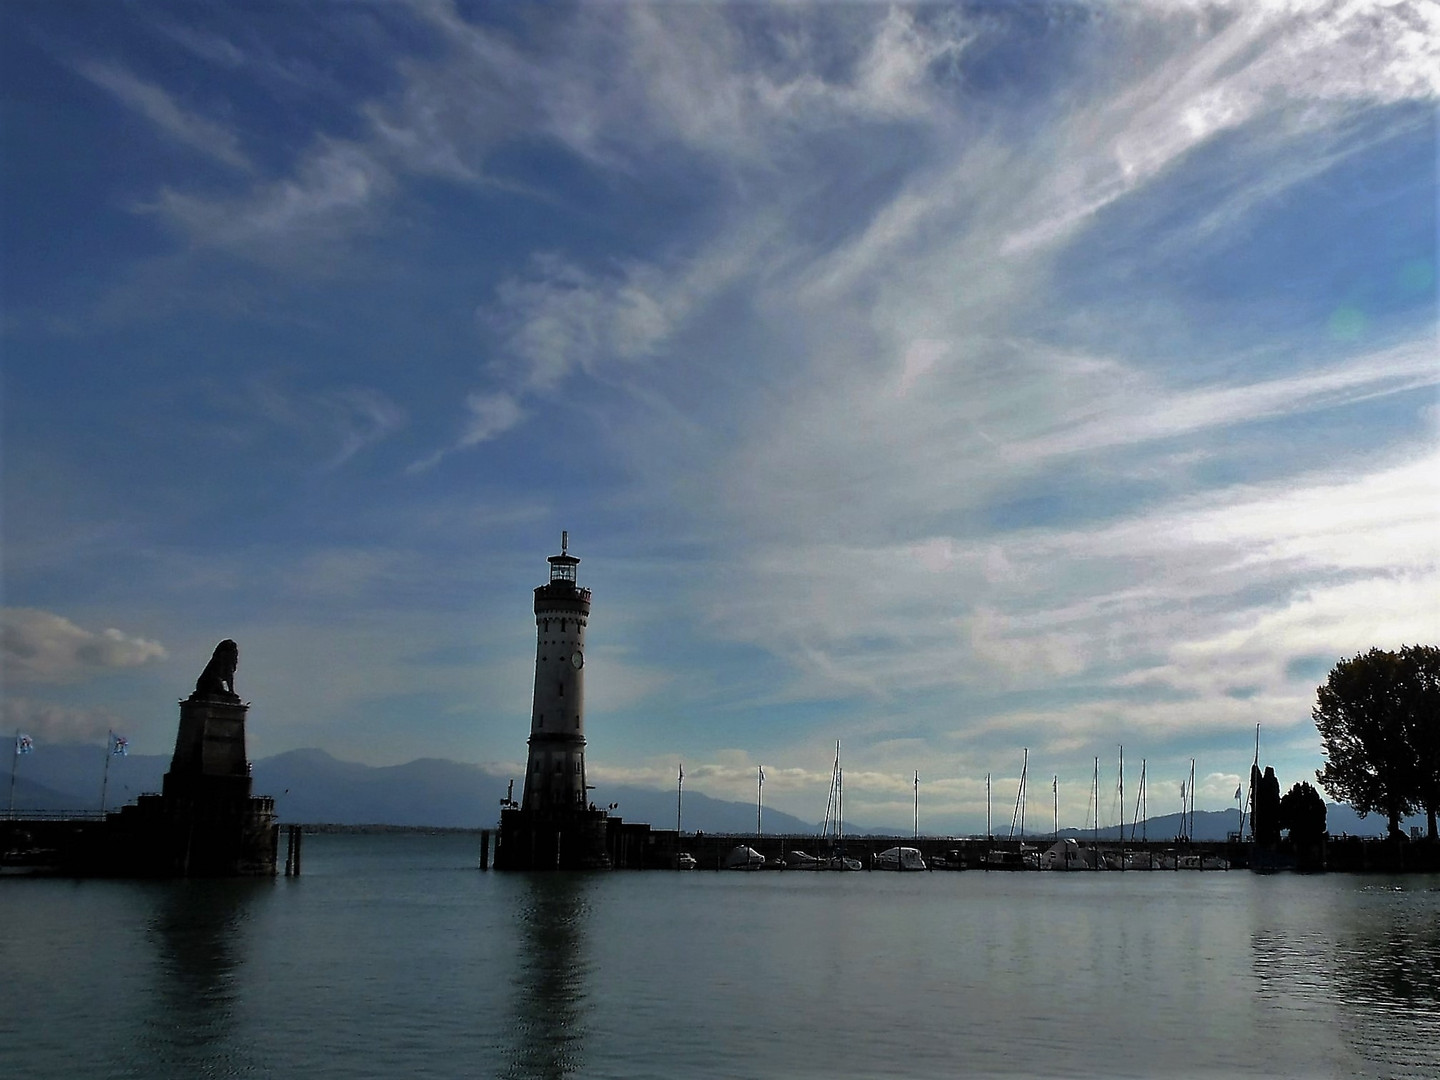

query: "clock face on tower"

left=570, top=650, right=584, bottom=670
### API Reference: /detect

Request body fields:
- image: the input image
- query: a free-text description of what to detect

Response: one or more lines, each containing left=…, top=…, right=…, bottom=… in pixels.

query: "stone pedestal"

left=98, top=693, right=278, bottom=876
left=167, top=696, right=251, bottom=788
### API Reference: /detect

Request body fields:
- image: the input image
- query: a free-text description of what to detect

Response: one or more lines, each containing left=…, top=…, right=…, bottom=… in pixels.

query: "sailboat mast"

left=913, top=771, right=919, bottom=839
left=1133, top=759, right=1148, bottom=843
left=1189, top=758, right=1197, bottom=841
left=986, top=772, right=992, bottom=839
left=1118, top=745, right=1125, bottom=867
left=1241, top=723, right=1260, bottom=840
left=1009, top=748, right=1028, bottom=839
left=1142, top=760, right=1148, bottom=843
left=1053, top=775, right=1059, bottom=838
left=1092, top=756, right=1100, bottom=835
left=757, top=765, right=764, bottom=836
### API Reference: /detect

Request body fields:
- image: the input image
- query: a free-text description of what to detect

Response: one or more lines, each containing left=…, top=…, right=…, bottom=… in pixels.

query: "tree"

left=1313, top=647, right=1427, bottom=839
left=1398, top=645, right=1440, bottom=841
left=1278, top=781, right=1326, bottom=848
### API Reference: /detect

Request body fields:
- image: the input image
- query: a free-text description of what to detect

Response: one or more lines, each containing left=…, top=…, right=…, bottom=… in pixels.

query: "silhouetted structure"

left=1252, top=765, right=1282, bottom=849
left=102, top=639, right=277, bottom=875
left=1314, top=645, right=1439, bottom=840
left=495, top=535, right=610, bottom=869
left=1279, top=780, right=1328, bottom=870
left=1, top=640, right=278, bottom=877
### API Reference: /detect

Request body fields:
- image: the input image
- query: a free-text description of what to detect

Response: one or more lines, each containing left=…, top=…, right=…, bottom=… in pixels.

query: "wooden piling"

left=284, top=824, right=303, bottom=877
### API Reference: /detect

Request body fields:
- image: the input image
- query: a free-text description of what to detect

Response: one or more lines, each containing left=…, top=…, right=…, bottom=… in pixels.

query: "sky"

left=2, top=0, right=1437, bottom=834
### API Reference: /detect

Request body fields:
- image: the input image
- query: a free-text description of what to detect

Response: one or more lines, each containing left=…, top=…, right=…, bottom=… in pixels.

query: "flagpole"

left=677, top=762, right=683, bottom=837
left=756, top=765, right=764, bottom=836
left=7, top=729, right=17, bottom=818
left=101, top=730, right=113, bottom=813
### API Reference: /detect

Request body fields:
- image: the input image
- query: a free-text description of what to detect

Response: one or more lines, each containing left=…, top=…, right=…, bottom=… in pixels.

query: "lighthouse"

left=522, top=530, right=591, bottom=812
left=496, top=533, right=611, bottom=869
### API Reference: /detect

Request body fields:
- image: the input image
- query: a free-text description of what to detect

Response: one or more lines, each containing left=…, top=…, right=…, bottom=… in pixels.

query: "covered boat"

left=723, top=845, right=765, bottom=870
left=782, top=850, right=827, bottom=870
left=873, top=846, right=926, bottom=871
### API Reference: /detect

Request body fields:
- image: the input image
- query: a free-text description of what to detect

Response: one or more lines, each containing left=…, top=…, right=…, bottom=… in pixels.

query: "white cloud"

left=153, top=137, right=393, bottom=262
left=1008, top=338, right=1440, bottom=462
left=76, top=60, right=252, bottom=171
left=459, top=392, right=525, bottom=445
left=1, top=609, right=168, bottom=684
left=0, top=698, right=122, bottom=744
left=244, top=381, right=406, bottom=469
left=1003, top=0, right=1440, bottom=255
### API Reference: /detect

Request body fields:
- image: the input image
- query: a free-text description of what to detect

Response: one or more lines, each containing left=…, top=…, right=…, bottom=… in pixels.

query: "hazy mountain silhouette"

left=8, top=744, right=1422, bottom=836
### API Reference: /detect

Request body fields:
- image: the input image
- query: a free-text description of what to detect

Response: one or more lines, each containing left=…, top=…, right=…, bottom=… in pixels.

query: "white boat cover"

left=723, top=845, right=765, bottom=869
left=873, top=846, right=927, bottom=870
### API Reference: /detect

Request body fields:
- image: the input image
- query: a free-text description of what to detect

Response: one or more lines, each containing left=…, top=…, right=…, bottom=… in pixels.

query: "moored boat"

left=873, top=846, right=926, bottom=871
left=723, top=844, right=765, bottom=870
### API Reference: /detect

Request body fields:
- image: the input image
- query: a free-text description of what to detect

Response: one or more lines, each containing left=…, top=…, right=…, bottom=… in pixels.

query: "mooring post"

left=293, top=826, right=302, bottom=877
left=479, top=829, right=490, bottom=870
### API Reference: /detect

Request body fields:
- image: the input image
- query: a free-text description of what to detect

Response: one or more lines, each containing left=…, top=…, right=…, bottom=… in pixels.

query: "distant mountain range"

left=7, top=744, right=1421, bottom=839
left=5, top=745, right=818, bottom=834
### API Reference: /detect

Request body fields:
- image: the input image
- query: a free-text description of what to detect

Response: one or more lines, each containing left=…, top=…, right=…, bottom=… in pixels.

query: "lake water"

left=2, top=832, right=1438, bottom=1079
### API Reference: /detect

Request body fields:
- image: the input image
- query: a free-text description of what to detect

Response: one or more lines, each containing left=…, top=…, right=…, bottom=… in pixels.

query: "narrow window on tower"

left=538, top=714, right=544, bottom=729
left=558, top=682, right=564, bottom=698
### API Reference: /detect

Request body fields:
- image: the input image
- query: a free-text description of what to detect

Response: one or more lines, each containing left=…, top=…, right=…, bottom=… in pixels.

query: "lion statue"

left=191, top=639, right=240, bottom=701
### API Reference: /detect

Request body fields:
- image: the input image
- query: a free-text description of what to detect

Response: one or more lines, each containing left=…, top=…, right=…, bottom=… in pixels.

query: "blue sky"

left=3, top=1, right=1436, bottom=833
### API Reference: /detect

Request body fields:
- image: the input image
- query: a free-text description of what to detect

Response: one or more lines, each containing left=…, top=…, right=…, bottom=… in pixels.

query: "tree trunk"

left=1428, top=804, right=1437, bottom=842
left=1388, top=808, right=1403, bottom=839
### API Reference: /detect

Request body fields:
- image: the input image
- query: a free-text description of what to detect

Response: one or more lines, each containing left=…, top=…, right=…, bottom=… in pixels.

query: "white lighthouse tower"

left=497, top=532, right=610, bottom=869
left=522, top=530, right=591, bottom=812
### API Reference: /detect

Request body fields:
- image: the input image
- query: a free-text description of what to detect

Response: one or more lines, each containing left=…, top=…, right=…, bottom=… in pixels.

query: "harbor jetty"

left=480, top=823, right=1248, bottom=871
left=480, top=824, right=1436, bottom=872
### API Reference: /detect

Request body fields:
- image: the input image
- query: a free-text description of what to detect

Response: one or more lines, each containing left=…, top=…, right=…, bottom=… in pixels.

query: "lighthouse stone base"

left=495, top=806, right=611, bottom=870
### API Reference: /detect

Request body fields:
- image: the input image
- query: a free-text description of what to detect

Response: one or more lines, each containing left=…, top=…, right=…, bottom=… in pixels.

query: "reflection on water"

left=1252, top=881, right=1440, bottom=1079
left=5, top=836, right=1439, bottom=1080
left=142, top=880, right=269, bottom=1078
left=502, top=873, right=594, bottom=1080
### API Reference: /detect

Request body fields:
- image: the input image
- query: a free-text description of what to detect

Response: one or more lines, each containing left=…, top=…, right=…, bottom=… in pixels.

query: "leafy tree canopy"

left=1278, top=781, right=1326, bottom=847
left=1314, top=645, right=1439, bottom=840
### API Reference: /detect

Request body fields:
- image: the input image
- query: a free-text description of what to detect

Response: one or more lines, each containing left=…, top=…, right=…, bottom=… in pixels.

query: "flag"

left=1234, top=784, right=1242, bottom=801
left=111, top=734, right=129, bottom=756
left=758, top=765, right=765, bottom=786
left=16, top=733, right=34, bottom=755
left=678, top=763, right=684, bottom=781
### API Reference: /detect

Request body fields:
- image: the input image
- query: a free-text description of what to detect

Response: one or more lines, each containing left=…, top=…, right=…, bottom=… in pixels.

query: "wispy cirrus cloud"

left=1008, top=338, right=1440, bottom=462
left=76, top=60, right=252, bottom=171
left=244, top=380, right=406, bottom=470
